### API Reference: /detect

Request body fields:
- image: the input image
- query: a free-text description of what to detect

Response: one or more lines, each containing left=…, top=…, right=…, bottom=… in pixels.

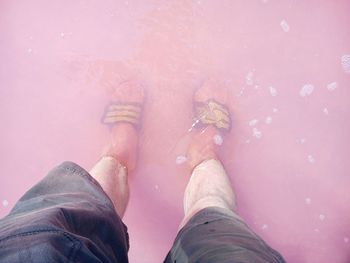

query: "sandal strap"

left=102, top=102, right=142, bottom=128
left=194, top=99, right=231, bottom=131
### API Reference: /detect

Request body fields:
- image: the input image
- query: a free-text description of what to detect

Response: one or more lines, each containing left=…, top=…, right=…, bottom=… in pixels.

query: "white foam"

left=246, top=71, right=254, bottom=86
left=238, top=86, right=246, bottom=97
left=272, top=108, right=279, bottom=113
left=213, top=134, right=223, bottom=145
left=269, top=86, right=277, bottom=96
left=323, top=108, right=329, bottom=115
left=261, top=224, right=268, bottom=230
left=280, top=20, right=290, bottom=32
left=253, top=128, right=262, bottom=139
left=327, top=82, right=337, bottom=91
left=319, top=214, right=326, bottom=221
left=300, top=84, right=314, bottom=97
left=2, top=200, right=8, bottom=207
left=305, top=198, right=312, bottom=205
left=249, top=119, right=258, bottom=126
left=265, top=116, right=272, bottom=124
left=299, top=138, right=306, bottom=144
left=176, top=155, right=187, bottom=165
left=341, top=54, right=350, bottom=73
left=308, top=155, right=315, bottom=163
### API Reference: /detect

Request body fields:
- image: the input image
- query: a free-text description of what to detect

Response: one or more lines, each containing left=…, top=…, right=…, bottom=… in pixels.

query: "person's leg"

left=164, top=82, right=286, bottom=263
left=89, top=123, right=137, bottom=218
left=180, top=126, right=235, bottom=228
left=89, top=76, right=143, bottom=217
left=0, top=63, right=143, bottom=263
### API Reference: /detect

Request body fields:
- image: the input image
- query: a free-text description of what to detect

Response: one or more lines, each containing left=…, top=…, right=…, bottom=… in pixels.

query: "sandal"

left=192, top=99, right=231, bottom=132
left=102, top=101, right=143, bottom=129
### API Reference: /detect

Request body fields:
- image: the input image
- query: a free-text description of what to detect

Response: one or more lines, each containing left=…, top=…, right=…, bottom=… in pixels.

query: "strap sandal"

left=193, top=99, right=231, bottom=131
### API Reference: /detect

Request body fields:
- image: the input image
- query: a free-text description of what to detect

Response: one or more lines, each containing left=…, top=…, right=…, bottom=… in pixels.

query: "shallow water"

left=1, top=1, right=350, bottom=262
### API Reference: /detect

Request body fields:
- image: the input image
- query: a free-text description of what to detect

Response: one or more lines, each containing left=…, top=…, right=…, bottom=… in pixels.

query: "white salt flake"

left=238, top=86, right=246, bottom=97
left=265, top=116, right=272, bottom=124
left=261, top=224, right=268, bottom=230
left=299, top=138, right=306, bottom=144
left=213, top=134, right=223, bottom=145
left=246, top=71, right=254, bottom=86
left=176, top=155, right=187, bottom=165
left=60, top=32, right=65, bottom=38
left=154, top=185, right=160, bottom=191
left=245, top=139, right=251, bottom=144
left=27, top=48, right=33, bottom=53
left=323, top=108, right=329, bottom=115
left=272, top=108, right=278, bottom=113
left=249, top=119, right=259, bottom=126
left=305, top=198, right=312, bottom=205
left=280, top=20, right=290, bottom=32
left=253, top=128, right=262, bottom=139
left=341, top=54, right=350, bottom=73
left=344, top=237, right=349, bottom=243
left=300, top=84, right=314, bottom=97
left=269, top=86, right=277, bottom=96
left=319, top=214, right=326, bottom=221
left=314, top=228, right=320, bottom=233
left=2, top=200, right=8, bottom=207
left=327, top=82, right=337, bottom=91
left=308, top=155, right=315, bottom=163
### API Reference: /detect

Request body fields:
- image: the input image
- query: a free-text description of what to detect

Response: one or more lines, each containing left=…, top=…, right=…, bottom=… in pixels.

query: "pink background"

left=1, top=0, right=350, bottom=262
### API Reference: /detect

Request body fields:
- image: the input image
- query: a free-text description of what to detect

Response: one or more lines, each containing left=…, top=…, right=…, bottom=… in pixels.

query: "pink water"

left=1, top=0, right=350, bottom=262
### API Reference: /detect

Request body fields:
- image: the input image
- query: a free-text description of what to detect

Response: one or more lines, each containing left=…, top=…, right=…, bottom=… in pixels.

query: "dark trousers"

left=0, top=162, right=285, bottom=263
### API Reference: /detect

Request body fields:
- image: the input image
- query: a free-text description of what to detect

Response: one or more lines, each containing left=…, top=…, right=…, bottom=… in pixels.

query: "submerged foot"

left=103, top=79, right=145, bottom=172
left=187, top=79, right=231, bottom=170
left=93, top=60, right=145, bottom=172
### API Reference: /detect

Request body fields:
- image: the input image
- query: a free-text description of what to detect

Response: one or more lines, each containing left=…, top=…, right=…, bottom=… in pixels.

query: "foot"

left=95, top=60, right=144, bottom=172
left=187, top=79, right=230, bottom=170
left=103, top=79, right=144, bottom=172
left=181, top=80, right=235, bottom=226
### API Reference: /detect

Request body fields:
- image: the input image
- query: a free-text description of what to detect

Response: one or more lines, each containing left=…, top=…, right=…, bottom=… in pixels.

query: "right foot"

left=187, top=79, right=231, bottom=170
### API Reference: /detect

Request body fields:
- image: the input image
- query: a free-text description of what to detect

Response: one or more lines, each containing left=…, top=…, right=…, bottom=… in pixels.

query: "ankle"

left=187, top=126, right=222, bottom=170
left=103, top=123, right=138, bottom=171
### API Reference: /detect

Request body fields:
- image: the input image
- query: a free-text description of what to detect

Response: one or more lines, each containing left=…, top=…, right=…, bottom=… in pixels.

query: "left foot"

left=96, top=61, right=144, bottom=172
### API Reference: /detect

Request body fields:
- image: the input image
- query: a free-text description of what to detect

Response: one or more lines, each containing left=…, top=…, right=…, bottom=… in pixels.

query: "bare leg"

left=87, top=62, right=143, bottom=218
left=89, top=123, right=138, bottom=218
left=90, top=156, right=129, bottom=218
left=181, top=79, right=236, bottom=227
left=181, top=126, right=236, bottom=227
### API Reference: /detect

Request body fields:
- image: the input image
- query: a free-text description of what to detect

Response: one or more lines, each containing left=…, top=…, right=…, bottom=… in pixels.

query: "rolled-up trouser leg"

left=0, top=161, right=129, bottom=263
left=164, top=207, right=286, bottom=263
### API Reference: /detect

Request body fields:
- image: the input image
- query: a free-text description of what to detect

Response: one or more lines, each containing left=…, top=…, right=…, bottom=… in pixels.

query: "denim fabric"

left=0, top=162, right=129, bottom=263
left=164, top=207, right=286, bottom=263
left=0, top=162, right=286, bottom=263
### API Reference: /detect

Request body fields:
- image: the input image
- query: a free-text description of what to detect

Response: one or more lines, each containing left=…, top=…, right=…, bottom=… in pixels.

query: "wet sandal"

left=102, top=102, right=142, bottom=129
left=192, top=99, right=231, bottom=132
